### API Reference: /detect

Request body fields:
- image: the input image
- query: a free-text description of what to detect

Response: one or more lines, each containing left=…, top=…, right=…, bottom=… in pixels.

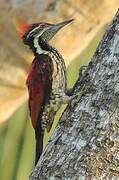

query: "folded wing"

left=26, top=54, right=53, bottom=128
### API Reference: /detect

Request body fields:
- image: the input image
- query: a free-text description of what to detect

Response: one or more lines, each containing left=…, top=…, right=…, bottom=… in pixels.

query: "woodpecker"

left=19, top=19, right=74, bottom=165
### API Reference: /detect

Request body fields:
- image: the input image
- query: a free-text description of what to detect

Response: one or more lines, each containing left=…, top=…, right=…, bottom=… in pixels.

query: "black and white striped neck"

left=32, top=36, right=67, bottom=92
left=32, top=37, right=50, bottom=55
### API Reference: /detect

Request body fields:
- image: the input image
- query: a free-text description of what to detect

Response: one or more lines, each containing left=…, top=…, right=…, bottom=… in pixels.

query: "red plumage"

left=26, top=54, right=53, bottom=129
left=18, top=22, right=32, bottom=38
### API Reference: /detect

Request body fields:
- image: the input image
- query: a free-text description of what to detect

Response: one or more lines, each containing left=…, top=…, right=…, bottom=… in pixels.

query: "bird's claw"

left=79, top=65, right=87, bottom=78
left=68, top=93, right=81, bottom=107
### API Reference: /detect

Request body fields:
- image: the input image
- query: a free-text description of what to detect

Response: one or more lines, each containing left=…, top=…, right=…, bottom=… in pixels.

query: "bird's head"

left=18, top=19, right=73, bottom=54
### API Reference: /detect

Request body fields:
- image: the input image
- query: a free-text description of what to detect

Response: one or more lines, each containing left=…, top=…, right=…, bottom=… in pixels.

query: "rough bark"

left=30, top=10, right=119, bottom=179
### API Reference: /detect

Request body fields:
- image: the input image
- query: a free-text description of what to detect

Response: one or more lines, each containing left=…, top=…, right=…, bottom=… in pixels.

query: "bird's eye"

left=29, top=31, right=36, bottom=37
left=27, top=29, right=39, bottom=38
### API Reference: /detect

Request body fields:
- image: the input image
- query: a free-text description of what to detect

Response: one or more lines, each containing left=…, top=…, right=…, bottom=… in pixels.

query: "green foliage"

left=0, top=104, right=34, bottom=180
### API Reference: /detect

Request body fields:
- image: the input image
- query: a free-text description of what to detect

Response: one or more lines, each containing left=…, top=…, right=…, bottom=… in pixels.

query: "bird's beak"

left=52, top=19, right=74, bottom=33
left=41, top=19, right=74, bottom=41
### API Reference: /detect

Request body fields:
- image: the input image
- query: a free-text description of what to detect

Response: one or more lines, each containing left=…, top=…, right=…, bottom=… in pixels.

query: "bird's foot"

left=69, top=93, right=81, bottom=107
left=79, top=65, right=87, bottom=78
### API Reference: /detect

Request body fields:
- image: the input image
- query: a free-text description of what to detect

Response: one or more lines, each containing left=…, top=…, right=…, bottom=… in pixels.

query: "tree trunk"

left=30, top=9, right=119, bottom=179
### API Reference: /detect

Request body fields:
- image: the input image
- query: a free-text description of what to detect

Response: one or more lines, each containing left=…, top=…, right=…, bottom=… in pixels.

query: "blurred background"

left=0, top=0, right=118, bottom=179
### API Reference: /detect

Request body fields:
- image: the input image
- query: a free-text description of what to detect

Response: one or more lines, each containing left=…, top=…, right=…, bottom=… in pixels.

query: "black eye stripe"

left=27, top=27, right=41, bottom=38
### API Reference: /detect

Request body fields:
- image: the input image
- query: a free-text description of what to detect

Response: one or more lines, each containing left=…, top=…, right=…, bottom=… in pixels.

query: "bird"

left=19, top=19, right=74, bottom=165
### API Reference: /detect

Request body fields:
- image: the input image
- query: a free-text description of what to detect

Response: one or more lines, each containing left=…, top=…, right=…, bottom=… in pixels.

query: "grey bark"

left=30, top=10, right=119, bottom=180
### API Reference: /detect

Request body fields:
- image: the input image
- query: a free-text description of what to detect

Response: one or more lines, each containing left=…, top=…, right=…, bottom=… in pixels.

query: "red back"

left=26, top=54, right=53, bottom=128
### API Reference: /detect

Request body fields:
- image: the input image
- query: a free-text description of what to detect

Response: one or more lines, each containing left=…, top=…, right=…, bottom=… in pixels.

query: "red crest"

left=18, top=22, right=32, bottom=38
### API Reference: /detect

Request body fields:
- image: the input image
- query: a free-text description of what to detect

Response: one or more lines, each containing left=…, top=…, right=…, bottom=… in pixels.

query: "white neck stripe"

left=34, top=36, right=49, bottom=54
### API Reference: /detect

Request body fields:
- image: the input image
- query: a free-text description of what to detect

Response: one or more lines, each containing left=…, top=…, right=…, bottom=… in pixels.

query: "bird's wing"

left=26, top=55, right=53, bottom=128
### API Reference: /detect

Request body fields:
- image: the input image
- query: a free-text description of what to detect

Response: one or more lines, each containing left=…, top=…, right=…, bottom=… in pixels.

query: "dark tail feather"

left=35, top=123, right=44, bottom=165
